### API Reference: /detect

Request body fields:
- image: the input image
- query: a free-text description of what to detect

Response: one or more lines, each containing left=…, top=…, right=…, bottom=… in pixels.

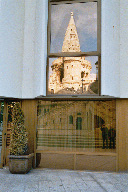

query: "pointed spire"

left=62, top=12, right=81, bottom=52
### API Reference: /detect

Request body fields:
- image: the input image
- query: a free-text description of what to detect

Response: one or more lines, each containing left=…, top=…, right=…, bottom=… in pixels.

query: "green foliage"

left=9, top=103, right=28, bottom=155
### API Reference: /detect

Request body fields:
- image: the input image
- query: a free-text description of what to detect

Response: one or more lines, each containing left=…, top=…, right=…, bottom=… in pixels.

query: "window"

left=44, top=108, right=46, bottom=114
left=37, top=100, right=116, bottom=151
left=47, top=0, right=101, bottom=96
left=76, top=117, right=82, bottom=130
left=69, top=115, right=73, bottom=124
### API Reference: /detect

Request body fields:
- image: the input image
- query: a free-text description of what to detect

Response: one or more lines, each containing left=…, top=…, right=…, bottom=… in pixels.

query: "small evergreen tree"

left=9, top=103, right=28, bottom=155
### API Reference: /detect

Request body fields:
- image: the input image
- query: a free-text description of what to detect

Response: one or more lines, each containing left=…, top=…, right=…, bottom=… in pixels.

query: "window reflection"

left=37, top=101, right=116, bottom=152
left=48, top=56, right=98, bottom=95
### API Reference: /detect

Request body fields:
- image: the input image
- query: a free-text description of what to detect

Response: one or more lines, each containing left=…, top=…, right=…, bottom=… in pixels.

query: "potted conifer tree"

left=8, top=103, right=34, bottom=174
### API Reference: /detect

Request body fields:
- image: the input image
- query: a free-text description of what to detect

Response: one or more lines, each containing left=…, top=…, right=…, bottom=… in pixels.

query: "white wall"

left=101, top=0, right=120, bottom=97
left=0, top=0, right=25, bottom=98
left=119, top=0, right=128, bottom=98
left=0, top=0, right=128, bottom=98
left=101, top=0, right=128, bottom=98
left=22, top=0, right=37, bottom=98
left=22, top=0, right=48, bottom=98
left=0, top=0, right=48, bottom=98
left=34, top=0, right=48, bottom=97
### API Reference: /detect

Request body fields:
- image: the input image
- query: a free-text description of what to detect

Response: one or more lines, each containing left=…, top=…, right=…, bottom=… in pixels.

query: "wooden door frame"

left=1, top=100, right=8, bottom=167
left=0, top=101, right=2, bottom=168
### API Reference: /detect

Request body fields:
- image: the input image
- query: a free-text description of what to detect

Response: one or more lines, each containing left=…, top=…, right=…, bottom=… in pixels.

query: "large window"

left=37, top=100, right=116, bottom=152
left=47, top=0, right=101, bottom=96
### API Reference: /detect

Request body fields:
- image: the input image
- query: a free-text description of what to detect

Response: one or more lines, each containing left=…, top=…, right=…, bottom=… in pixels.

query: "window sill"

left=36, top=95, right=117, bottom=100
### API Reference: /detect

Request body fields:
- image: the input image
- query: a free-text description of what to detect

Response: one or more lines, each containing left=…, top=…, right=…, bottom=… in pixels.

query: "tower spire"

left=62, top=12, right=81, bottom=52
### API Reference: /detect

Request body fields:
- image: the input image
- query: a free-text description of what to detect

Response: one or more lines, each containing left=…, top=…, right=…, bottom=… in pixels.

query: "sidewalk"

left=0, top=167, right=128, bottom=192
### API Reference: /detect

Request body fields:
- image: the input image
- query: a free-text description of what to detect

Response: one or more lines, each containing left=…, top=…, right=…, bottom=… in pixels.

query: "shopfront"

left=0, top=98, right=128, bottom=171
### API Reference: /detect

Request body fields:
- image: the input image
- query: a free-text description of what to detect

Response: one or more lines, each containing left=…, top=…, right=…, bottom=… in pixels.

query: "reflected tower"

left=49, top=12, right=95, bottom=94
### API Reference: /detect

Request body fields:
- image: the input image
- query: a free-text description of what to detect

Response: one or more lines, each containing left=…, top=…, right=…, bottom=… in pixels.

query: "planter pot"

left=8, top=153, right=34, bottom=174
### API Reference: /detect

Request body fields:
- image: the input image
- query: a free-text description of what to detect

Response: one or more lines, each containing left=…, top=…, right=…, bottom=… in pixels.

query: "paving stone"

left=39, top=180, right=65, bottom=192
left=0, top=168, right=128, bottom=192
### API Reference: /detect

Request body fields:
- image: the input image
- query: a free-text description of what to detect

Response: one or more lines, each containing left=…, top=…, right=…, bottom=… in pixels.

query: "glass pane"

left=37, top=100, right=116, bottom=152
left=48, top=56, right=98, bottom=95
left=50, top=2, right=97, bottom=53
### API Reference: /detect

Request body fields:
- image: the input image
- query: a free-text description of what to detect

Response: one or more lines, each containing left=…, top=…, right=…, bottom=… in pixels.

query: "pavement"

left=0, top=167, right=128, bottom=192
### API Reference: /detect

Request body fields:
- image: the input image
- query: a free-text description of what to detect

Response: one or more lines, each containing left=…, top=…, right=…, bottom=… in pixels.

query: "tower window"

left=81, top=71, right=85, bottom=78
left=51, top=89, right=54, bottom=94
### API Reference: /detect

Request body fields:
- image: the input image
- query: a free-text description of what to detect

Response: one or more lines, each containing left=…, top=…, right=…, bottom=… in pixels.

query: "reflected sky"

left=51, top=2, right=97, bottom=53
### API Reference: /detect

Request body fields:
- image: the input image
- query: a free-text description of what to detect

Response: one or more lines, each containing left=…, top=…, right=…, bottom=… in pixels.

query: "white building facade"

left=0, top=0, right=128, bottom=98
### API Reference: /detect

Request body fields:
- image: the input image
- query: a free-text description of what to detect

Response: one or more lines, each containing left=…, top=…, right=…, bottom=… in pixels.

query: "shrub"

left=9, top=103, right=28, bottom=155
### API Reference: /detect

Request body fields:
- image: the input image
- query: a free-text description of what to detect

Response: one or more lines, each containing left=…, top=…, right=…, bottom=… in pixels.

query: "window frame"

left=47, top=0, right=101, bottom=96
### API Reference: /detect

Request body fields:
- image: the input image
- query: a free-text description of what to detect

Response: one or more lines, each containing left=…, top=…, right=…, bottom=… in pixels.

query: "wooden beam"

left=21, top=100, right=37, bottom=168
left=1, top=101, right=8, bottom=167
left=48, top=52, right=101, bottom=58
left=116, top=99, right=128, bottom=171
